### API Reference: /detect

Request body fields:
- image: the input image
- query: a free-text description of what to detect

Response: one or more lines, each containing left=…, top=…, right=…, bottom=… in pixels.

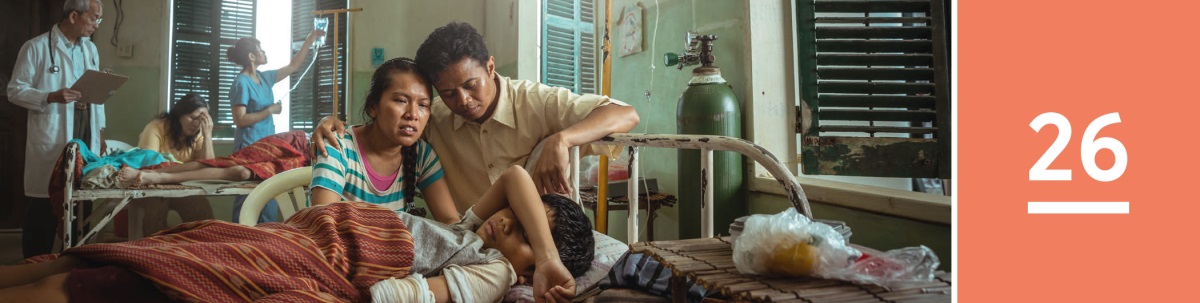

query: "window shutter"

left=542, top=0, right=597, bottom=94
left=289, top=0, right=348, bottom=131
left=170, top=0, right=256, bottom=139
left=796, top=0, right=950, bottom=178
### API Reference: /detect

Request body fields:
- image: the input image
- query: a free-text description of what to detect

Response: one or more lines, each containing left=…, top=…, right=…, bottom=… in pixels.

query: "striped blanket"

left=62, top=202, right=414, bottom=303
left=196, top=130, right=311, bottom=180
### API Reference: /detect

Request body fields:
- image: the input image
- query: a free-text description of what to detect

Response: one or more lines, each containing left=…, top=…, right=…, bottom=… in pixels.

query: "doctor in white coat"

left=6, top=0, right=105, bottom=257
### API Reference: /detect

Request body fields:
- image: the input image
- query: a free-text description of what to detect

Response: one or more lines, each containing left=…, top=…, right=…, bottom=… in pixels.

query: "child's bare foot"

left=116, top=166, right=145, bottom=188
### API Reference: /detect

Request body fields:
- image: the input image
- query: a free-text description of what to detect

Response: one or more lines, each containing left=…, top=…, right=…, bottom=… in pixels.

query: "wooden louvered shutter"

left=797, top=0, right=950, bottom=178
left=289, top=0, right=348, bottom=131
left=542, top=0, right=597, bottom=94
left=169, top=0, right=256, bottom=139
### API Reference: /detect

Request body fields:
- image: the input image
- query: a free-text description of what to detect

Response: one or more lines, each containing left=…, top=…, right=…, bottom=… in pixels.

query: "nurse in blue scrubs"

left=225, top=29, right=324, bottom=223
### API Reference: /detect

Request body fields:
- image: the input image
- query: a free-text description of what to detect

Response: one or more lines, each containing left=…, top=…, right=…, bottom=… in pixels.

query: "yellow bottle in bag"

left=767, top=239, right=820, bottom=276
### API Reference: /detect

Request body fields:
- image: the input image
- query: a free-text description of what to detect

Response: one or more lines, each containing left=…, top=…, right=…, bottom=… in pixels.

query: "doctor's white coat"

left=6, top=25, right=106, bottom=198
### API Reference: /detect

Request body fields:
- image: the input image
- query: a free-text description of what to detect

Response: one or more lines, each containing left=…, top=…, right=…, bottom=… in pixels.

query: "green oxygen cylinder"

left=666, top=34, right=745, bottom=239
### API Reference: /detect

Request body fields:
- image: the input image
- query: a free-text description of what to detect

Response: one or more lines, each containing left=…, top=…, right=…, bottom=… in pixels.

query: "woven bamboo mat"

left=631, top=237, right=951, bottom=303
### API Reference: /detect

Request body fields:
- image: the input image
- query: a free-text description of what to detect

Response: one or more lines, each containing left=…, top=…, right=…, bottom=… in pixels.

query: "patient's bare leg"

left=118, top=166, right=253, bottom=186
left=0, top=256, right=85, bottom=288
left=147, top=162, right=210, bottom=173
left=0, top=272, right=69, bottom=303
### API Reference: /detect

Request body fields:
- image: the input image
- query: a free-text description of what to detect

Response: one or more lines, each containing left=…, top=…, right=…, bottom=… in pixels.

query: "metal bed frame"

left=568, top=133, right=812, bottom=243
left=60, top=133, right=811, bottom=249
left=58, top=143, right=258, bottom=249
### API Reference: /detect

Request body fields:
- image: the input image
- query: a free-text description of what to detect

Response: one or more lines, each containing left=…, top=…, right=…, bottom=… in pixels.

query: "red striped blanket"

left=196, top=130, right=311, bottom=180
left=62, top=202, right=414, bottom=303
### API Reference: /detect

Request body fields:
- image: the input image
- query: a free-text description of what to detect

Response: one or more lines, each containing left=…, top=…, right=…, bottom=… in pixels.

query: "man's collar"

left=452, top=73, right=517, bottom=130
left=51, top=24, right=87, bottom=48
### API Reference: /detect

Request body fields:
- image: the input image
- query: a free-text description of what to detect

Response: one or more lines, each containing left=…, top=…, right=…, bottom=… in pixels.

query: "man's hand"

left=312, top=115, right=347, bottom=157
left=532, top=134, right=572, bottom=195
left=533, top=258, right=576, bottom=303
left=49, top=88, right=81, bottom=104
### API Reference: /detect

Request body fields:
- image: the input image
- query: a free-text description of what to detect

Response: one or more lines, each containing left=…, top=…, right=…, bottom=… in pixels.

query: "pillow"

left=504, top=230, right=630, bottom=302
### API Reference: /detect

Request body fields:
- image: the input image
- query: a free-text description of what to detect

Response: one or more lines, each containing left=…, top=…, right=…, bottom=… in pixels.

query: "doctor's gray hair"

left=63, top=0, right=99, bottom=15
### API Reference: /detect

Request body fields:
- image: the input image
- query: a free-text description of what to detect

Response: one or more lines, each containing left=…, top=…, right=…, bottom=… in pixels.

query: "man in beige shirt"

left=314, top=22, right=639, bottom=211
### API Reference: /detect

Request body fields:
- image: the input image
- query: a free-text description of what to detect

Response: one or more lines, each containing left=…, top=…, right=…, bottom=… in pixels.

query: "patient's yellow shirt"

left=138, top=119, right=205, bottom=162
left=424, top=74, right=629, bottom=211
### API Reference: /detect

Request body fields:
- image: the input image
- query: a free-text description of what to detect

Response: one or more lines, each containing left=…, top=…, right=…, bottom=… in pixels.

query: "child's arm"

left=372, top=259, right=516, bottom=303
left=472, top=165, right=576, bottom=302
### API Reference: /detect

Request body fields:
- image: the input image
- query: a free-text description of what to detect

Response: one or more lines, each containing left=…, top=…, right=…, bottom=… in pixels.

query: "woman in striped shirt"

left=310, top=57, right=458, bottom=223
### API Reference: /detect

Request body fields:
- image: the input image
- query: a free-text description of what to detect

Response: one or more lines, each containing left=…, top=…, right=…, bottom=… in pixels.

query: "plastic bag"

left=732, top=208, right=939, bottom=288
left=582, top=155, right=630, bottom=187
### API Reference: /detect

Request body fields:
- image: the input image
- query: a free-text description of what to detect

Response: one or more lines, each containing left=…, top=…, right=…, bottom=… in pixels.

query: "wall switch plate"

left=117, top=43, right=134, bottom=58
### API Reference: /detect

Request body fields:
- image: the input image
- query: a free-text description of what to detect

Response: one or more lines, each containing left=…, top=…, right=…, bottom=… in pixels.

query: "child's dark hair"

left=541, top=194, right=595, bottom=277
left=226, top=37, right=261, bottom=67
left=363, top=57, right=432, bottom=215
left=414, top=21, right=490, bottom=84
left=159, top=93, right=209, bottom=151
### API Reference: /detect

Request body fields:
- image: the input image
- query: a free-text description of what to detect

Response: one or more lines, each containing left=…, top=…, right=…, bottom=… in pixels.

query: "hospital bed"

left=568, top=133, right=813, bottom=242
left=552, top=134, right=949, bottom=302
left=54, top=141, right=261, bottom=249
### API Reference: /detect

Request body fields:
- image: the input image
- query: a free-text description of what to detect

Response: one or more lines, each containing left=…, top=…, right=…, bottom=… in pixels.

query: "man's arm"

left=7, top=41, right=77, bottom=112
left=532, top=103, right=639, bottom=194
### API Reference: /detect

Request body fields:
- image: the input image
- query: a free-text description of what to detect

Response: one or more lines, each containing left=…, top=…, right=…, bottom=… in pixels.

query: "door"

left=0, top=0, right=64, bottom=229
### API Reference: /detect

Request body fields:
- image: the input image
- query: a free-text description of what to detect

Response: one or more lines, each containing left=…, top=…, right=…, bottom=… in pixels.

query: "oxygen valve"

left=663, top=33, right=718, bottom=70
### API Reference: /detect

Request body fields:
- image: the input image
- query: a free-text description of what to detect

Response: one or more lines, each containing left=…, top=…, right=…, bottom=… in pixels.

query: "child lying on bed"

left=112, top=129, right=311, bottom=188
left=0, top=166, right=592, bottom=303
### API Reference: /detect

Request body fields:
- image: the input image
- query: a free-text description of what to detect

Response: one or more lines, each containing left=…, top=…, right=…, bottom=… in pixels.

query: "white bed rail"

left=571, top=133, right=811, bottom=243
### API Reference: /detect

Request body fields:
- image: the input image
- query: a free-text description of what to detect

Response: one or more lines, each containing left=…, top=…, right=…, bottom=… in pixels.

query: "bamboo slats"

left=631, top=237, right=951, bottom=302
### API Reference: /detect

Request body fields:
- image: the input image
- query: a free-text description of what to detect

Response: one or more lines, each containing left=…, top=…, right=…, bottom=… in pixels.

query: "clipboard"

left=70, top=70, right=128, bottom=104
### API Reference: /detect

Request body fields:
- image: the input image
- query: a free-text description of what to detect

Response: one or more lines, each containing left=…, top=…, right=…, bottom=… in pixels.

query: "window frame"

left=163, top=0, right=349, bottom=139
left=794, top=0, right=951, bottom=179
left=541, top=0, right=598, bottom=94
left=165, top=0, right=258, bottom=140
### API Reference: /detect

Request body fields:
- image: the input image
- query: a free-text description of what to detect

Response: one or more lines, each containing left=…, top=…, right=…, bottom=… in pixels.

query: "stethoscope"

left=48, top=29, right=96, bottom=74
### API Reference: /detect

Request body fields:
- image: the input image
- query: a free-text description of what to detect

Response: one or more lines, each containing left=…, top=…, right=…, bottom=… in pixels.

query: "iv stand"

left=312, top=7, right=362, bottom=120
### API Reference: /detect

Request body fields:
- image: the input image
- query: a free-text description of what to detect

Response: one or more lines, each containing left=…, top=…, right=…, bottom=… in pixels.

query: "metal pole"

left=627, top=146, right=640, bottom=243
left=701, top=148, right=713, bottom=238
left=570, top=147, right=580, bottom=208
left=597, top=155, right=608, bottom=233
left=332, top=13, right=339, bottom=119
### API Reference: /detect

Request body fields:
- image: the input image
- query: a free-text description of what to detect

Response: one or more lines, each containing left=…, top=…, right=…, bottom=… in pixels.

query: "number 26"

left=1029, top=112, right=1127, bottom=182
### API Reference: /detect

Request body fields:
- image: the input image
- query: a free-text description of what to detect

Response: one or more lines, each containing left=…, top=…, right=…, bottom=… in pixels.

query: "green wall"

left=103, top=67, right=163, bottom=145
left=603, top=0, right=747, bottom=242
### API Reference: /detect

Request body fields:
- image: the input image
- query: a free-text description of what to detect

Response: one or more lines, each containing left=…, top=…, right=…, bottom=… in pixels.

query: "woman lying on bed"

left=113, top=129, right=310, bottom=188
left=0, top=166, right=591, bottom=303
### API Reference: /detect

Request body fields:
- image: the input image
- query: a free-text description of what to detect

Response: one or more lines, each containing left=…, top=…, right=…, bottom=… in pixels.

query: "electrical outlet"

left=117, top=43, right=134, bottom=58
